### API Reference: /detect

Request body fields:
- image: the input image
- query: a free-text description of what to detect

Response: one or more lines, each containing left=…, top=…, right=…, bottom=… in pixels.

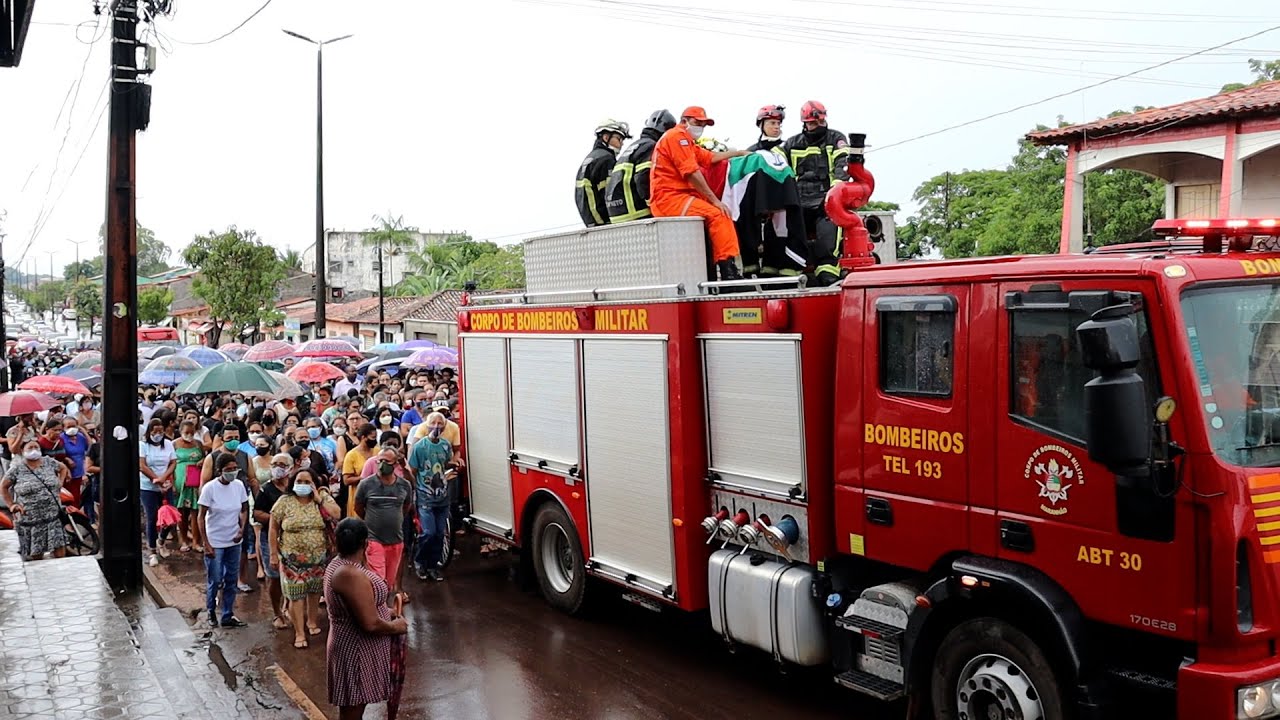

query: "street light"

left=68, top=239, right=89, bottom=281
left=43, top=250, right=56, bottom=328
left=283, top=29, right=352, bottom=340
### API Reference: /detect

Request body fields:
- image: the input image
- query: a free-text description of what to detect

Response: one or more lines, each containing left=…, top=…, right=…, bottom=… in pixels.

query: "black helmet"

left=644, top=109, right=677, bottom=133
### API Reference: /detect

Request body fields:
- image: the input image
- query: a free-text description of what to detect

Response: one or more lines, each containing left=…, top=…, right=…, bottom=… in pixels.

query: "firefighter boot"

left=717, top=258, right=743, bottom=281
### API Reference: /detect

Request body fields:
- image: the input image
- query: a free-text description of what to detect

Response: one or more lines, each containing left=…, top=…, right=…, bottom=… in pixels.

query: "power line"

left=162, top=0, right=274, bottom=45
left=873, top=23, right=1280, bottom=153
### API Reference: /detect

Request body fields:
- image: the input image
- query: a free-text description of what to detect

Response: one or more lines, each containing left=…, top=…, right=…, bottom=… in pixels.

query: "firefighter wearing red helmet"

left=749, top=104, right=786, bottom=152
left=576, top=119, right=632, bottom=227
left=605, top=109, right=677, bottom=224
left=783, top=100, right=855, bottom=286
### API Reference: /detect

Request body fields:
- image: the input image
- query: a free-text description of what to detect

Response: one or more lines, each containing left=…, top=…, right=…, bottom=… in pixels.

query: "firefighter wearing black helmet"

left=783, top=100, right=853, bottom=285
left=576, top=119, right=632, bottom=227
left=606, top=110, right=676, bottom=223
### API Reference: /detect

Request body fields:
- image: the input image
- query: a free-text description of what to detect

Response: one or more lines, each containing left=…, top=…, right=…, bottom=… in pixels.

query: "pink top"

left=359, top=456, right=407, bottom=482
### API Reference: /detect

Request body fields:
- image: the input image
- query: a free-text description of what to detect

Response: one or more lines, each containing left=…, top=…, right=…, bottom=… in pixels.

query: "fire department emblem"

left=1024, top=445, right=1085, bottom=516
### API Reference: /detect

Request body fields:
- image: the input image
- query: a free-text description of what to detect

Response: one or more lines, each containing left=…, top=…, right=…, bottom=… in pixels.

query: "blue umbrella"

left=63, top=368, right=103, bottom=390
left=370, top=343, right=399, bottom=354
left=397, top=339, right=438, bottom=350
left=178, top=346, right=230, bottom=368
left=140, top=355, right=202, bottom=386
left=140, top=369, right=192, bottom=386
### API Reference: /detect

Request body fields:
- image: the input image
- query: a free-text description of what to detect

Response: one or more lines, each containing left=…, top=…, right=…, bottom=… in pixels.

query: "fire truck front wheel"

left=531, top=503, right=588, bottom=615
left=929, top=618, right=1067, bottom=720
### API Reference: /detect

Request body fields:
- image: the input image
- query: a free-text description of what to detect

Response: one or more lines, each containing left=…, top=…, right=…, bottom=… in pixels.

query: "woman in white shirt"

left=139, top=417, right=177, bottom=567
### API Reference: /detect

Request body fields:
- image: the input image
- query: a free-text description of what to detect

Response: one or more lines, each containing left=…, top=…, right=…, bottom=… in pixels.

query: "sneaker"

left=221, top=617, right=248, bottom=628
left=237, top=582, right=253, bottom=593
left=157, top=546, right=171, bottom=559
left=207, top=617, right=219, bottom=629
left=148, top=554, right=159, bottom=568
left=415, top=565, right=429, bottom=581
left=430, top=570, right=444, bottom=582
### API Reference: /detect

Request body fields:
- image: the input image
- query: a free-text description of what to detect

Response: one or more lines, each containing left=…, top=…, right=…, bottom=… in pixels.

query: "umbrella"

left=140, top=345, right=178, bottom=360
left=286, top=361, right=345, bottom=384
left=370, top=343, right=399, bottom=354
left=242, top=371, right=305, bottom=401
left=17, top=375, right=91, bottom=396
left=403, top=347, right=459, bottom=369
left=243, top=340, right=295, bottom=363
left=176, top=362, right=280, bottom=395
left=68, top=351, right=102, bottom=368
left=327, top=335, right=361, bottom=348
left=63, top=369, right=103, bottom=390
left=0, top=391, right=60, bottom=417
left=140, top=355, right=204, bottom=386
left=55, top=364, right=82, bottom=376
left=295, top=338, right=362, bottom=359
left=357, top=349, right=412, bottom=372
left=397, top=339, right=438, bottom=350
left=219, top=343, right=250, bottom=359
left=178, top=346, right=230, bottom=367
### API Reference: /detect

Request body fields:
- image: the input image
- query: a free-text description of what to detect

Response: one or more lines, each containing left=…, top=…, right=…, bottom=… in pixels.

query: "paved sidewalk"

left=0, top=531, right=256, bottom=719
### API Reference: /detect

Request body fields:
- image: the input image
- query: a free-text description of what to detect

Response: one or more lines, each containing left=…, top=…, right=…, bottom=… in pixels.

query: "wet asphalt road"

left=152, top=536, right=902, bottom=720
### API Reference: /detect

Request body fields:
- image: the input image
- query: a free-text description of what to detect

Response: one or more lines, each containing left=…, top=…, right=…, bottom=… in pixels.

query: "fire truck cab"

left=457, top=216, right=1280, bottom=719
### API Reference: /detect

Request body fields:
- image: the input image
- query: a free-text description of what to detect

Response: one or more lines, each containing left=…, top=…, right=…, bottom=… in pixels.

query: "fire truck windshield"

left=1182, top=283, right=1280, bottom=466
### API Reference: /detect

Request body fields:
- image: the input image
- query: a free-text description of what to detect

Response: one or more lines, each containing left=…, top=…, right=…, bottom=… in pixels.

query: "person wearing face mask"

left=408, top=412, right=456, bottom=581
left=73, top=394, right=99, bottom=427
left=289, top=426, right=332, bottom=483
left=1, top=439, right=71, bottom=561
left=257, top=407, right=280, bottom=441
left=575, top=118, right=631, bottom=228
left=255, top=453, right=295, bottom=630
left=783, top=100, right=857, bottom=287
left=306, top=418, right=337, bottom=474
left=650, top=106, right=751, bottom=282
left=355, top=447, right=413, bottom=604
left=342, top=424, right=380, bottom=517
left=398, top=390, right=431, bottom=439
left=198, top=453, right=250, bottom=628
left=174, top=419, right=207, bottom=552
left=139, top=418, right=177, bottom=567
left=269, top=468, right=332, bottom=648
left=59, top=417, right=90, bottom=510
left=201, top=427, right=250, bottom=487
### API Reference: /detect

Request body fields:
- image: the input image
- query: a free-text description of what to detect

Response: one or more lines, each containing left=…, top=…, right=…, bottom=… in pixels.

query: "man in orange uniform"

left=650, top=106, right=750, bottom=281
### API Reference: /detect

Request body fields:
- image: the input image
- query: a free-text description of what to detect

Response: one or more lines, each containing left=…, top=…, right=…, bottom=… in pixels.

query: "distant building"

left=300, top=230, right=463, bottom=299
left=402, top=290, right=467, bottom=348
left=1029, top=81, right=1280, bottom=252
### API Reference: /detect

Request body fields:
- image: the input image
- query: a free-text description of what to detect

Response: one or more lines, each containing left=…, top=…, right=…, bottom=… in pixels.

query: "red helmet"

left=756, top=104, right=786, bottom=126
left=800, top=100, right=827, bottom=123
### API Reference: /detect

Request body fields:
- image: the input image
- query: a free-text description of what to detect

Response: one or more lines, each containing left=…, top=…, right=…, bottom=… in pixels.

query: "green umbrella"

left=175, top=361, right=281, bottom=395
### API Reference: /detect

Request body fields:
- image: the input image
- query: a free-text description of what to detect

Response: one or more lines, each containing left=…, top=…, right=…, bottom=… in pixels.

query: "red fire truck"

left=456, top=216, right=1280, bottom=719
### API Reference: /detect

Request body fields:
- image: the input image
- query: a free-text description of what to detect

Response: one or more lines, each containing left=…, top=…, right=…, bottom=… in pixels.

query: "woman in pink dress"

left=323, top=517, right=409, bottom=719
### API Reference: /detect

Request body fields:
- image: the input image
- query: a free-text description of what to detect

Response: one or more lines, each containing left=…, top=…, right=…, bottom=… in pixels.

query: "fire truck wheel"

left=929, top=618, right=1066, bottom=720
left=531, top=503, right=587, bottom=615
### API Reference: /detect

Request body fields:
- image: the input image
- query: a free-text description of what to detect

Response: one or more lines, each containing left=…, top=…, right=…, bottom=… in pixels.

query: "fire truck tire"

left=531, top=503, right=588, bottom=615
left=929, top=618, right=1067, bottom=720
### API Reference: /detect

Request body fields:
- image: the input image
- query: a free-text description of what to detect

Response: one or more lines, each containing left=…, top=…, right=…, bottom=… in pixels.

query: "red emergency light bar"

left=1150, top=218, right=1280, bottom=253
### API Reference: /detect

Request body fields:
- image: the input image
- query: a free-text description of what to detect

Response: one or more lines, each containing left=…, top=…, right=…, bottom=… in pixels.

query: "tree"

left=137, top=286, right=174, bottom=327
left=97, top=222, right=171, bottom=276
left=469, top=245, right=525, bottom=289
left=62, top=260, right=99, bottom=281
left=180, top=227, right=287, bottom=347
left=21, top=280, right=70, bottom=317
left=1220, top=58, right=1280, bottom=92
left=70, top=280, right=102, bottom=332
left=278, top=248, right=303, bottom=271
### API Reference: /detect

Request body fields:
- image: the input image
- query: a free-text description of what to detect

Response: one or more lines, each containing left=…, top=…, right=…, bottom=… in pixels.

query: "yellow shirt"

left=409, top=419, right=461, bottom=448
left=342, top=444, right=376, bottom=516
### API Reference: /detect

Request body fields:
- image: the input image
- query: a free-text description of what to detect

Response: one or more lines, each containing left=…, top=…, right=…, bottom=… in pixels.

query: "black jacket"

left=748, top=136, right=785, bottom=152
left=783, top=127, right=851, bottom=209
left=605, top=128, right=662, bottom=223
left=575, top=139, right=616, bottom=227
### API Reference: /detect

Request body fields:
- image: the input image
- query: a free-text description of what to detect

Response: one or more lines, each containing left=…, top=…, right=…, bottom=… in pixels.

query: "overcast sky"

left=2, top=0, right=1278, bottom=277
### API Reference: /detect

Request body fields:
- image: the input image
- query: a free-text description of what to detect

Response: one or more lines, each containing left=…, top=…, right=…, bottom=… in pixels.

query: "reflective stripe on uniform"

left=789, top=146, right=822, bottom=174
left=576, top=177, right=605, bottom=225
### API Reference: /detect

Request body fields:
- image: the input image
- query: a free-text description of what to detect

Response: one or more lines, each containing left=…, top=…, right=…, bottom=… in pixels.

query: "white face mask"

left=65, top=427, right=79, bottom=437
left=23, top=449, right=41, bottom=461
left=688, top=124, right=705, bottom=140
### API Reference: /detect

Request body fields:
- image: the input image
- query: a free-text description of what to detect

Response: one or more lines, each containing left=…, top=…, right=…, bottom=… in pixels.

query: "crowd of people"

left=1, top=347, right=462, bottom=718
left=575, top=100, right=869, bottom=286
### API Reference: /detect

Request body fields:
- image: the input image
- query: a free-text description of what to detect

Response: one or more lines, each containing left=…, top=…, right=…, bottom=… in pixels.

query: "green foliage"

left=1220, top=58, right=1280, bottom=93
left=898, top=116, right=1164, bottom=258
left=20, top=280, right=70, bottom=316
left=70, top=281, right=102, bottom=329
left=861, top=201, right=900, bottom=212
left=62, top=260, right=99, bottom=281
left=180, top=227, right=287, bottom=347
left=365, top=213, right=420, bottom=252
left=97, top=222, right=170, bottom=276
left=396, top=236, right=524, bottom=293
left=137, top=286, right=174, bottom=326
left=278, top=249, right=303, bottom=271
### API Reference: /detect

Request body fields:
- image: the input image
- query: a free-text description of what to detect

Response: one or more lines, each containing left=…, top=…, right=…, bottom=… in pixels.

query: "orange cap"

left=681, top=106, right=716, bottom=126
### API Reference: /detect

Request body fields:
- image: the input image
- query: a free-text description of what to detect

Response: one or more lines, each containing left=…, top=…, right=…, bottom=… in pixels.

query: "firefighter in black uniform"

left=748, top=104, right=786, bottom=152
left=575, top=119, right=632, bottom=228
left=605, top=110, right=676, bottom=224
left=783, top=100, right=853, bottom=286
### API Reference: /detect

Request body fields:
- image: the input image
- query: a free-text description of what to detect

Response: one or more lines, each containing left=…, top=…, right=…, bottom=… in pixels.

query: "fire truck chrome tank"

left=708, top=549, right=828, bottom=666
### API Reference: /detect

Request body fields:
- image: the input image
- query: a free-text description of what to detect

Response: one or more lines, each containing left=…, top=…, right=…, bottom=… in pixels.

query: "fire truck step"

left=834, top=668, right=906, bottom=701
left=1105, top=667, right=1177, bottom=693
left=834, top=615, right=904, bottom=641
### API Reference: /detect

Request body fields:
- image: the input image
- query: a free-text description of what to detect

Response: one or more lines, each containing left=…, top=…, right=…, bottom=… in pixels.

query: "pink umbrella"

left=0, top=390, right=61, bottom=417
left=403, top=346, right=459, bottom=369
left=17, top=375, right=92, bottom=397
left=295, top=338, right=362, bottom=359
left=286, top=361, right=346, bottom=384
left=243, top=340, right=296, bottom=363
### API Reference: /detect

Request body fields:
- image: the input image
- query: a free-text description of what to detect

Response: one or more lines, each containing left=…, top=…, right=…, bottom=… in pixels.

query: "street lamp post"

left=43, top=250, right=56, bottom=329
left=68, top=239, right=89, bottom=281
left=283, top=29, right=352, bottom=341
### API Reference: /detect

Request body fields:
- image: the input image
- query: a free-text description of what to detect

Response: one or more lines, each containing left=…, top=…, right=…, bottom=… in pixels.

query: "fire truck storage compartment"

left=461, top=336, right=514, bottom=534
left=509, top=338, right=581, bottom=473
left=709, top=549, right=828, bottom=666
left=523, top=218, right=709, bottom=301
left=582, top=338, right=674, bottom=594
left=702, top=336, right=806, bottom=499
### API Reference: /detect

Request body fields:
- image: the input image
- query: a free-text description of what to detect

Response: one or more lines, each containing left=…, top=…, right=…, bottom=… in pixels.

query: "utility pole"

left=283, top=30, right=352, bottom=341
left=44, top=250, right=56, bottom=328
left=0, top=211, right=8, bottom=393
left=376, top=243, right=384, bottom=343
left=101, top=0, right=144, bottom=593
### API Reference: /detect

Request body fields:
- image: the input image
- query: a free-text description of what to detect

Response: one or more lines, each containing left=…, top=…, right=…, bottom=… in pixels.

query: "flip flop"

left=179, top=545, right=191, bottom=553
left=307, top=626, right=322, bottom=636
left=293, top=639, right=308, bottom=649
left=272, top=616, right=291, bottom=630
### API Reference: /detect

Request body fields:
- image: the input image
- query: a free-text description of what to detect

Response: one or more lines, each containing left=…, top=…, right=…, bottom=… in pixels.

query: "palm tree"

left=279, top=248, right=303, bottom=271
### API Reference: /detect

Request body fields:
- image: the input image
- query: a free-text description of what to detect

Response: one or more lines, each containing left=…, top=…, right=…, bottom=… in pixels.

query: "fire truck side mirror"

left=1078, top=305, right=1152, bottom=473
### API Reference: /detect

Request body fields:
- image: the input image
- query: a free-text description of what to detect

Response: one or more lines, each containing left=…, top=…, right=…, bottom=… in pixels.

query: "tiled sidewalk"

left=0, top=531, right=251, bottom=719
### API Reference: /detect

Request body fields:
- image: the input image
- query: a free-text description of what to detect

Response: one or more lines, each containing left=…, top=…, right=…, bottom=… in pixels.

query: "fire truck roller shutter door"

left=461, top=337, right=515, bottom=534
left=509, top=338, right=582, bottom=472
left=703, top=336, right=806, bottom=498
left=582, top=338, right=674, bottom=593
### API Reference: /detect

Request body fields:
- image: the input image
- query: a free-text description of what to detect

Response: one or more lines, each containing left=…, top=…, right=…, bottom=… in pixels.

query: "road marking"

left=270, top=663, right=327, bottom=720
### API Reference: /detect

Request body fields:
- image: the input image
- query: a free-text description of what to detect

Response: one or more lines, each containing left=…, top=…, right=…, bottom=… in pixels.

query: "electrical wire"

left=161, top=0, right=274, bottom=45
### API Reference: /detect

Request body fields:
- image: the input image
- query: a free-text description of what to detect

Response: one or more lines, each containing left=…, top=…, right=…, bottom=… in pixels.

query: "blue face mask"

left=307, top=427, right=321, bottom=439
left=294, top=484, right=314, bottom=497
left=224, top=439, right=240, bottom=452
